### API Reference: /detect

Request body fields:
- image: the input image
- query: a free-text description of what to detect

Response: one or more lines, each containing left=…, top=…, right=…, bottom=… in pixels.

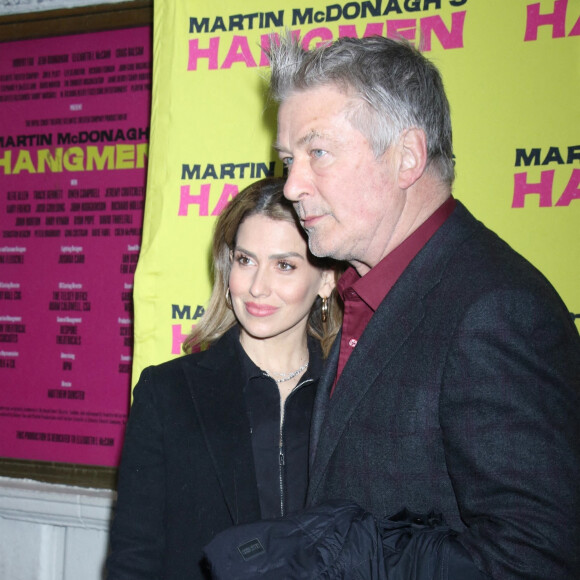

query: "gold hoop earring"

left=225, top=288, right=232, bottom=309
left=321, top=296, right=328, bottom=323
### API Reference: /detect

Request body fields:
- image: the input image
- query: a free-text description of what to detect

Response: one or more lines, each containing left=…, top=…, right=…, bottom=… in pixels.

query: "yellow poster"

left=135, top=0, right=580, bottom=383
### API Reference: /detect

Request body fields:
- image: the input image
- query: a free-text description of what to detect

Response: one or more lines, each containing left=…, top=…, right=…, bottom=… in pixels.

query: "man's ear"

left=397, top=128, right=428, bottom=190
left=318, top=269, right=336, bottom=299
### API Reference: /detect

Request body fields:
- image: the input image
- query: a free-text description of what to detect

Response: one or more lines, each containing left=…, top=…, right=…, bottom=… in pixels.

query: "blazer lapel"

left=308, top=288, right=426, bottom=503
left=181, top=335, right=261, bottom=525
left=309, top=336, right=340, bottom=469
left=307, top=202, right=479, bottom=504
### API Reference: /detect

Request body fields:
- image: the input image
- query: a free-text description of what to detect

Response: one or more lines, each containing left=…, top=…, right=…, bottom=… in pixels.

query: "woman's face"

left=229, top=214, right=332, bottom=343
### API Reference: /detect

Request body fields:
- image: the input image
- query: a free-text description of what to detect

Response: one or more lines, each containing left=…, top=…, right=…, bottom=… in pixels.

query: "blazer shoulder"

left=134, top=332, right=243, bottom=403
left=409, top=203, right=578, bottom=350
left=142, top=329, right=238, bottom=376
left=137, top=352, right=198, bottom=386
left=439, top=202, right=560, bottom=294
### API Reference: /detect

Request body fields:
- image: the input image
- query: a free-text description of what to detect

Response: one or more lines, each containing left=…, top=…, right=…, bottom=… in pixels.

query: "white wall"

left=0, top=477, right=115, bottom=580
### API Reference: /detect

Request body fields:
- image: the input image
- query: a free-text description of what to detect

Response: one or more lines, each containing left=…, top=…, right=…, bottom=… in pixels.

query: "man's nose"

left=283, top=161, right=311, bottom=202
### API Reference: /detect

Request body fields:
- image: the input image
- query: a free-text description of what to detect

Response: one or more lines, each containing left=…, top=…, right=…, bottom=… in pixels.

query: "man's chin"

left=308, top=236, right=339, bottom=260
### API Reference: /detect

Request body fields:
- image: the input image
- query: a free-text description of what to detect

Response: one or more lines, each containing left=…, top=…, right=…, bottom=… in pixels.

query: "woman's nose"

left=249, top=267, right=271, bottom=297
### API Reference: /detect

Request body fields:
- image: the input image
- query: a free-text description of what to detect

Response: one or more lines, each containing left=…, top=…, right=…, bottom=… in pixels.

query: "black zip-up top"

left=237, top=335, right=322, bottom=520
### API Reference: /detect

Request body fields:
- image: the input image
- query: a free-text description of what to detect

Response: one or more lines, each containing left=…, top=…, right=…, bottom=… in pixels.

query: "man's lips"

left=245, top=302, right=279, bottom=317
left=302, top=214, right=325, bottom=229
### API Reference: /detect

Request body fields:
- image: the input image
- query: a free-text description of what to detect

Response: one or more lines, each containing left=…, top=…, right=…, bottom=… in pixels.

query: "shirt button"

left=348, top=338, right=357, bottom=348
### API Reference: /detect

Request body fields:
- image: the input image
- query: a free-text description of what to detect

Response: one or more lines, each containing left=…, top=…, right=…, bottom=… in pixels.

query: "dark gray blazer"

left=307, top=202, right=580, bottom=580
left=107, top=330, right=262, bottom=580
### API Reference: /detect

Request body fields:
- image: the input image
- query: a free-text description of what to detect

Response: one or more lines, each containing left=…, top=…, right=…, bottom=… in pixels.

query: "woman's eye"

left=235, top=254, right=251, bottom=266
left=278, top=261, right=295, bottom=271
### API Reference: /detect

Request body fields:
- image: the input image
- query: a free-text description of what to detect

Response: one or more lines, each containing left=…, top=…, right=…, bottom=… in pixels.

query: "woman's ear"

left=318, top=269, right=336, bottom=299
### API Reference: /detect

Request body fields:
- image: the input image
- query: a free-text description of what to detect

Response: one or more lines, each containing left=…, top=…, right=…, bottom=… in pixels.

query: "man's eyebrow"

left=273, top=130, right=326, bottom=153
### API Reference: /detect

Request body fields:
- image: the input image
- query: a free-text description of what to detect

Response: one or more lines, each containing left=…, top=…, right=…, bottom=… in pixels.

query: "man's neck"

left=353, top=180, right=451, bottom=277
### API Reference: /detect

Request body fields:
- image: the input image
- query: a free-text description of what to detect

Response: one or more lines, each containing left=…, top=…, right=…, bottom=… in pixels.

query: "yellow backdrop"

left=134, top=0, right=580, bottom=383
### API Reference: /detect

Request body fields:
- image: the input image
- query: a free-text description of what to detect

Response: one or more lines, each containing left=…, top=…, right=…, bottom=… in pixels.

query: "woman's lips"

left=245, top=302, right=279, bottom=317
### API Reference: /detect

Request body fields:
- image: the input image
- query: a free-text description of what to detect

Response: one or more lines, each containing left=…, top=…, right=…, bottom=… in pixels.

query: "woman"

left=107, top=177, right=342, bottom=580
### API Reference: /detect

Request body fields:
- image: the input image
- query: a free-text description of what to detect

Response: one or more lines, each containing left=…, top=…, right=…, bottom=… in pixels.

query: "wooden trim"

left=0, top=457, right=118, bottom=489
left=0, top=0, right=152, bottom=42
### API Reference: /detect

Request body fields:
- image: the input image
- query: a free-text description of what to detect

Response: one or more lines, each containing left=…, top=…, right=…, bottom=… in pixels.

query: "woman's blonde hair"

left=182, top=177, right=343, bottom=357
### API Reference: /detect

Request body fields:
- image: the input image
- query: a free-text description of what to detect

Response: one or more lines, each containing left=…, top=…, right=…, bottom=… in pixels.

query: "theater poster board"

left=0, top=2, right=152, bottom=488
left=135, top=0, right=579, bottom=387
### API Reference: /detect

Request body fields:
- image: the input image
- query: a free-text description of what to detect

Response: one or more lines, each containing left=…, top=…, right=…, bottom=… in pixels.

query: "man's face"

left=276, top=84, right=406, bottom=274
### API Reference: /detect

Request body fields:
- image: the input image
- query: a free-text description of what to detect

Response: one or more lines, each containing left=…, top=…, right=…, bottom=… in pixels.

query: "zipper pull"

left=279, top=450, right=285, bottom=466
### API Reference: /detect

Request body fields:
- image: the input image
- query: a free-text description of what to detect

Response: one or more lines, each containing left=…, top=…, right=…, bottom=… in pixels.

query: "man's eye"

left=282, top=156, right=294, bottom=167
left=311, top=149, right=326, bottom=159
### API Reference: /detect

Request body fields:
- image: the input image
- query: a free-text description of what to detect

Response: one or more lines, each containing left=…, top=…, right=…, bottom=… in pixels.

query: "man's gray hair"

left=268, top=35, right=454, bottom=185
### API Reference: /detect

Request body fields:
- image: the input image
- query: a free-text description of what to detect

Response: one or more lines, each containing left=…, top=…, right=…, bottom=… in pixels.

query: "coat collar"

left=180, top=327, right=261, bottom=525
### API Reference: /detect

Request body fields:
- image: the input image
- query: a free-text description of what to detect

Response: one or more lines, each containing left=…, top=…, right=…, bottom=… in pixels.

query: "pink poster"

left=0, top=27, right=151, bottom=467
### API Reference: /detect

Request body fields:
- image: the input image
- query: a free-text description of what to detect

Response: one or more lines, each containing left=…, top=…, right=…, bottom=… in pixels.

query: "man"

left=269, top=36, right=580, bottom=579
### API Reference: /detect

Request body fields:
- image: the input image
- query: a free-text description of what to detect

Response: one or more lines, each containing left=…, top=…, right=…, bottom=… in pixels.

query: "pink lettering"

left=259, top=30, right=301, bottom=67
left=172, top=324, right=192, bottom=355
left=221, top=36, right=257, bottom=69
left=178, top=184, right=210, bottom=216
left=302, top=27, right=334, bottom=50
left=524, top=0, right=568, bottom=41
left=569, top=11, right=580, bottom=36
left=260, top=34, right=275, bottom=67
left=387, top=19, right=416, bottom=42
left=211, top=183, right=239, bottom=216
left=512, top=170, right=555, bottom=208
left=555, top=169, right=580, bottom=206
left=420, top=11, right=466, bottom=51
left=179, top=183, right=241, bottom=216
left=187, top=37, right=219, bottom=71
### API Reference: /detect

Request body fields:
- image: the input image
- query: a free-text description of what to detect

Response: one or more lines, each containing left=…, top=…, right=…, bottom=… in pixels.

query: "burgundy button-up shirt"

left=332, top=197, right=456, bottom=396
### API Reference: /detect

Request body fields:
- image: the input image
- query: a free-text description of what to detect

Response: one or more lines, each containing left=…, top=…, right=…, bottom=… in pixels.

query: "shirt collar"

left=338, top=196, right=456, bottom=310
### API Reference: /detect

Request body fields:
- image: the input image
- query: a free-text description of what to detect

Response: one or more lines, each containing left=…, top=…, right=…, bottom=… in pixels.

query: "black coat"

left=307, top=202, right=580, bottom=579
left=203, top=499, right=488, bottom=580
left=107, top=328, right=320, bottom=580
